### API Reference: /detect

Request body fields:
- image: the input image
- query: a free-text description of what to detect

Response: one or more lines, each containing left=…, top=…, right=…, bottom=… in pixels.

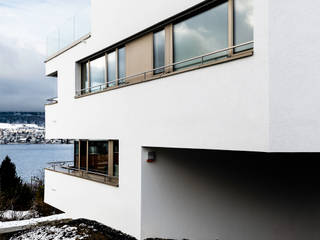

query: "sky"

left=0, top=0, right=90, bottom=112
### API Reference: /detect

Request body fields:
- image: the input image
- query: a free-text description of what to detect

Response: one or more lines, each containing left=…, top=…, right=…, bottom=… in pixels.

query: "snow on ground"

left=0, top=210, right=38, bottom=221
left=10, top=224, right=88, bottom=240
left=0, top=123, right=43, bottom=130
left=0, top=213, right=70, bottom=234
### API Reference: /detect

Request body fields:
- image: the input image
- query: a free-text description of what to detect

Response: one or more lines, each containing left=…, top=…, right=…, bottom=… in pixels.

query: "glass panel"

left=173, top=2, right=228, bottom=70
left=234, top=0, right=254, bottom=52
left=59, top=17, right=74, bottom=49
left=90, top=56, right=106, bottom=92
left=88, top=141, right=109, bottom=174
left=113, top=140, right=119, bottom=177
left=118, top=47, right=126, bottom=85
left=74, top=7, right=91, bottom=40
left=153, top=30, right=165, bottom=74
left=47, top=8, right=91, bottom=57
left=108, top=51, right=117, bottom=87
left=74, top=141, right=79, bottom=168
left=80, top=140, right=87, bottom=170
left=81, top=62, right=89, bottom=94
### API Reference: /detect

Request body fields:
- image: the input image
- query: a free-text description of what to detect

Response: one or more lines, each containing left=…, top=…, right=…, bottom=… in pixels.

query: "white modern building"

left=44, top=0, right=320, bottom=239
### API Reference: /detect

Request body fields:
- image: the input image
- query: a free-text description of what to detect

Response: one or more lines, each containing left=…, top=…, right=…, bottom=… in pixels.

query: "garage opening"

left=141, top=148, right=320, bottom=240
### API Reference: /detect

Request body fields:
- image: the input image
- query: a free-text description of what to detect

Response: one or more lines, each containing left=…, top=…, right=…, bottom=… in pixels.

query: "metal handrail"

left=47, top=160, right=118, bottom=180
left=76, top=41, right=254, bottom=96
left=48, top=161, right=73, bottom=165
left=61, top=166, right=118, bottom=180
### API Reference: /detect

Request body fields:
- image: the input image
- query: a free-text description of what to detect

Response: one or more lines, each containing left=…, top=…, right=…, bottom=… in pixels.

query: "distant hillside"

left=0, top=112, right=44, bottom=126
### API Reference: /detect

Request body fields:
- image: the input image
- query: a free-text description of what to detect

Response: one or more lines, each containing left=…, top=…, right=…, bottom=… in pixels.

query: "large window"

left=73, top=140, right=119, bottom=179
left=153, top=30, right=165, bottom=74
left=174, top=2, right=229, bottom=69
left=234, top=0, right=254, bottom=52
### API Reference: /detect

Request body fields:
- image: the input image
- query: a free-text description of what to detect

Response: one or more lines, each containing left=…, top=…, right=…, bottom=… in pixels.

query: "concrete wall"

left=269, top=0, right=320, bottom=152
left=141, top=148, right=320, bottom=240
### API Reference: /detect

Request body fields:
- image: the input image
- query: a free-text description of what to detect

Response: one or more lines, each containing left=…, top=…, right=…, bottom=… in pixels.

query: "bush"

left=0, top=156, right=62, bottom=217
left=0, top=156, right=33, bottom=211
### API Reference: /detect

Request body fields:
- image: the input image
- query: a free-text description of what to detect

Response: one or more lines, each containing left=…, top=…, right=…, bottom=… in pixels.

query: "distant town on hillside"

left=0, top=112, right=72, bottom=144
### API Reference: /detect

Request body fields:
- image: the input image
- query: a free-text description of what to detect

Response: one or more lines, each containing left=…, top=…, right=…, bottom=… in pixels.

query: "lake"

left=0, top=144, right=74, bottom=183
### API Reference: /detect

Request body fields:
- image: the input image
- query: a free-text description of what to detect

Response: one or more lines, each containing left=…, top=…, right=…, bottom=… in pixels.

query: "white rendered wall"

left=45, top=0, right=269, bottom=238
left=44, top=139, right=142, bottom=238
left=141, top=148, right=320, bottom=240
left=269, top=0, right=320, bottom=152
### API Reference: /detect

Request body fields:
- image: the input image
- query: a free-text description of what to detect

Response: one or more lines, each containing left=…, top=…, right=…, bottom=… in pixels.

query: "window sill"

left=75, top=49, right=253, bottom=99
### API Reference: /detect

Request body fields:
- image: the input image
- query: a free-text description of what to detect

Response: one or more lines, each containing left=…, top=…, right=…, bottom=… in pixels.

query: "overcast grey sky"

left=0, top=0, right=90, bottom=112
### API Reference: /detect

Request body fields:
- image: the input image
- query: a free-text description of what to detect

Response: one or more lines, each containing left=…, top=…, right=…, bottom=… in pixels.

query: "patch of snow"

left=0, top=123, right=43, bottom=130
left=0, top=210, right=38, bottom=221
left=0, top=213, right=70, bottom=234
left=10, top=224, right=88, bottom=240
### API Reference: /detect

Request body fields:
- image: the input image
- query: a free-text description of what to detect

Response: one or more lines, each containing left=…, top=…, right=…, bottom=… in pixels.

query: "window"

left=107, top=51, right=116, bottom=87
left=73, top=140, right=119, bottom=180
left=118, top=47, right=126, bottom=84
left=80, top=48, right=126, bottom=93
left=153, top=30, right=165, bottom=74
left=90, top=56, right=106, bottom=92
left=88, top=141, right=109, bottom=174
left=234, top=0, right=253, bottom=52
left=173, top=1, right=229, bottom=69
left=81, top=62, right=89, bottom=94
left=113, top=140, right=119, bottom=177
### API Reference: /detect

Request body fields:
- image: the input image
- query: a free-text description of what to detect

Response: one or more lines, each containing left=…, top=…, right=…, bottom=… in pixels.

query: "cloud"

left=0, top=0, right=90, bottom=112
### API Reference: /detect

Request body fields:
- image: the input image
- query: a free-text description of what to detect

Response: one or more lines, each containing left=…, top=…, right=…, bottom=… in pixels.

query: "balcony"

left=46, top=161, right=119, bottom=187
left=46, top=8, right=91, bottom=60
left=76, top=41, right=254, bottom=98
left=46, top=97, right=58, bottom=105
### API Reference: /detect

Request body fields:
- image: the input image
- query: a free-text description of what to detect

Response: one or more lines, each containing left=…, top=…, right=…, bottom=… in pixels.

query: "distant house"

left=44, top=0, right=320, bottom=239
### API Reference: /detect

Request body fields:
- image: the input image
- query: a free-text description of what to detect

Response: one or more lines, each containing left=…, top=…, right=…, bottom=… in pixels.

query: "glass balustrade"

left=47, top=8, right=91, bottom=57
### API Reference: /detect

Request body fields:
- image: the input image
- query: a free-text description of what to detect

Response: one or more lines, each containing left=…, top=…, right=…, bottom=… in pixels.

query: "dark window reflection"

left=81, top=62, right=89, bottom=94
left=74, top=141, right=79, bottom=168
left=88, top=141, right=109, bottom=174
left=113, top=140, right=119, bottom=177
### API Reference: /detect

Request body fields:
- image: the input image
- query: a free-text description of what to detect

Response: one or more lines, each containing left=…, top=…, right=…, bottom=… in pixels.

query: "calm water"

left=0, top=144, right=73, bottom=183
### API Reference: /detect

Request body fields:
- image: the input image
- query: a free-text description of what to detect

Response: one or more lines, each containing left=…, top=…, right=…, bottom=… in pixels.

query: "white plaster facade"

left=44, top=0, right=320, bottom=239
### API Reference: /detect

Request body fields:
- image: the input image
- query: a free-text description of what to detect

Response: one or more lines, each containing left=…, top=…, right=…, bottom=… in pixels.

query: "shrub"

left=0, top=156, right=33, bottom=211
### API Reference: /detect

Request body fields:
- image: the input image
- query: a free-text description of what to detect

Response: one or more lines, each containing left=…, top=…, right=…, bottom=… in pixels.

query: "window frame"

left=74, top=139, right=119, bottom=184
left=80, top=47, right=126, bottom=93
